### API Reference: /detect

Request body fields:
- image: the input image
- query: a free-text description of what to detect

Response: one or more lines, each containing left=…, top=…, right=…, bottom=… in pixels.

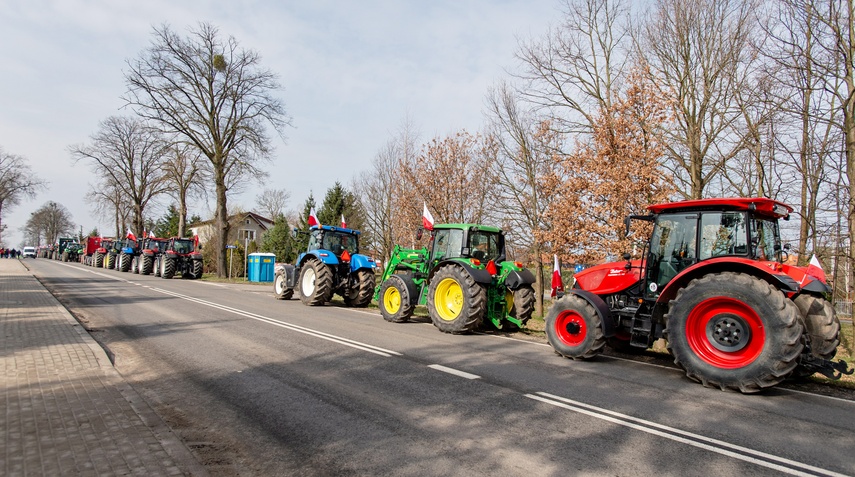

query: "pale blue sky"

left=0, top=0, right=560, bottom=246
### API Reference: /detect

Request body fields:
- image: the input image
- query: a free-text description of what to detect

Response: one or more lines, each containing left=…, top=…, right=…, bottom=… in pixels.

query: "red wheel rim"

left=555, top=310, right=587, bottom=346
left=685, top=297, right=765, bottom=368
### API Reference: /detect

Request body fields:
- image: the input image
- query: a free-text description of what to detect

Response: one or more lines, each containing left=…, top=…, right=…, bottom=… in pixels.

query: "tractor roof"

left=647, top=197, right=792, bottom=219
left=310, top=224, right=361, bottom=235
left=433, top=223, right=503, bottom=233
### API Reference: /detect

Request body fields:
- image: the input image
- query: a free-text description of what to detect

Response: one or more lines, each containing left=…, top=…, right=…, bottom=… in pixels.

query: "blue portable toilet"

left=248, top=253, right=276, bottom=282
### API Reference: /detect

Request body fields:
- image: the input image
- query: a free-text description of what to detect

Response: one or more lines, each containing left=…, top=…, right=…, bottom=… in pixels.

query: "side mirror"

left=291, top=228, right=298, bottom=238
left=416, top=228, right=423, bottom=241
left=624, top=216, right=632, bottom=237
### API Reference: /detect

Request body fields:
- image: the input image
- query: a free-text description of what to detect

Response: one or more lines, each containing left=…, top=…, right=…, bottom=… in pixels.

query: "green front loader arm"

left=373, top=244, right=431, bottom=301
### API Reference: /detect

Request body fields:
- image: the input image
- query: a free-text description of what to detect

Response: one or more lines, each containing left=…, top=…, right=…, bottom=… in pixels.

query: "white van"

left=23, top=246, right=36, bottom=258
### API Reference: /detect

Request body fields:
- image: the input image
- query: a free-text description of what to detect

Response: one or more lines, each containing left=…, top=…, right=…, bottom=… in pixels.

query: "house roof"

left=189, top=212, right=275, bottom=231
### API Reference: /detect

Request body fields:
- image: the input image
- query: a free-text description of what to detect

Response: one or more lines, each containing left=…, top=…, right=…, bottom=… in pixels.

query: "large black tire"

left=191, top=260, right=203, bottom=279
left=427, top=265, right=486, bottom=334
left=343, top=269, right=375, bottom=307
left=103, top=253, right=113, bottom=269
left=131, top=256, right=139, bottom=274
left=665, top=272, right=803, bottom=393
left=298, top=259, right=334, bottom=306
left=119, top=254, right=131, bottom=273
left=545, top=294, right=606, bottom=359
left=93, top=253, right=104, bottom=268
left=378, top=275, right=416, bottom=323
left=793, top=295, right=840, bottom=359
left=274, top=273, right=294, bottom=300
left=162, top=257, right=176, bottom=279
left=141, top=256, right=153, bottom=275
left=507, top=285, right=535, bottom=327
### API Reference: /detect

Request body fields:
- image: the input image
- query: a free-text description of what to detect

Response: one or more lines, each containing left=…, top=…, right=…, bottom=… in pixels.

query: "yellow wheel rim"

left=383, top=286, right=401, bottom=314
left=505, top=290, right=514, bottom=315
left=435, top=277, right=464, bottom=321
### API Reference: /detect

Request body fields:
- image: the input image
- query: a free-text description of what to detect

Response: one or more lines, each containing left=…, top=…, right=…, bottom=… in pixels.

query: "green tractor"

left=374, top=223, right=536, bottom=333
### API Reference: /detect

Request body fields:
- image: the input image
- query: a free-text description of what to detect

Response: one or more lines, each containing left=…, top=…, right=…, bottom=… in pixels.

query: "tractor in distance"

left=545, top=197, right=851, bottom=393
left=154, top=237, right=203, bottom=279
left=134, top=237, right=168, bottom=275
left=62, top=242, right=83, bottom=262
left=375, top=223, right=536, bottom=334
left=53, top=237, right=78, bottom=260
left=80, top=237, right=102, bottom=266
left=92, top=238, right=113, bottom=268
left=117, top=238, right=138, bottom=272
left=274, top=225, right=376, bottom=307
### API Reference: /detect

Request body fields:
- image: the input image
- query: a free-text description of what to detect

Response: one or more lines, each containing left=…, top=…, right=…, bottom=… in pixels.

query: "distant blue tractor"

left=274, top=225, right=377, bottom=307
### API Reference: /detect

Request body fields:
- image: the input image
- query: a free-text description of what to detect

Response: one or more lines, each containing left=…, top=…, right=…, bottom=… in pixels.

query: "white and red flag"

left=340, top=214, right=347, bottom=228
left=422, top=202, right=434, bottom=230
left=126, top=229, right=137, bottom=242
left=308, top=207, right=320, bottom=227
left=149, top=230, right=156, bottom=238
left=806, top=254, right=827, bottom=284
left=551, top=254, right=564, bottom=298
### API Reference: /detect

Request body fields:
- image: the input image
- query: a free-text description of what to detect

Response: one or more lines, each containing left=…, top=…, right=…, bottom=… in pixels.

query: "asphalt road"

left=29, top=258, right=855, bottom=476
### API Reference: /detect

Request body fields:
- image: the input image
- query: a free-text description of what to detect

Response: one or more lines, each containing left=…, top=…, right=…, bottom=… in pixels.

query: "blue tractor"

left=274, top=225, right=377, bottom=307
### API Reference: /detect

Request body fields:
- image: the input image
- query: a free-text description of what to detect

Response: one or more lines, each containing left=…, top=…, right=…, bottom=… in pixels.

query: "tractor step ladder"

left=630, top=315, right=654, bottom=348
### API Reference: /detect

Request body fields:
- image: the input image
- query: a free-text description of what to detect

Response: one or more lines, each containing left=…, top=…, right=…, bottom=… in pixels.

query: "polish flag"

left=308, top=207, right=320, bottom=227
left=340, top=214, right=347, bottom=228
left=193, top=233, right=200, bottom=249
left=126, top=229, right=137, bottom=241
left=551, top=254, right=564, bottom=298
left=806, top=254, right=827, bottom=284
left=422, top=202, right=434, bottom=230
left=149, top=230, right=156, bottom=238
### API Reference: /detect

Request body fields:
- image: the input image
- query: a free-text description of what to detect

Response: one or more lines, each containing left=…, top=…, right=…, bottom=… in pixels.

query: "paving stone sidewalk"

left=0, top=258, right=207, bottom=476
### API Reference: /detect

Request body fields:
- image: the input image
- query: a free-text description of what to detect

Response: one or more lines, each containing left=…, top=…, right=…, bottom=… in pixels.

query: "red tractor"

left=154, top=237, right=203, bottom=279
left=545, top=197, right=851, bottom=393
left=133, top=237, right=168, bottom=275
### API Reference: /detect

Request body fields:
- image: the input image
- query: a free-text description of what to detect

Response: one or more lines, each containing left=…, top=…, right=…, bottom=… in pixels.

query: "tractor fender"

left=656, top=258, right=801, bottom=305
left=504, top=269, right=536, bottom=289
left=277, top=263, right=299, bottom=289
left=349, top=254, right=376, bottom=272
left=565, top=289, right=617, bottom=338
left=301, top=250, right=340, bottom=266
left=800, top=277, right=831, bottom=294
left=430, top=260, right=493, bottom=285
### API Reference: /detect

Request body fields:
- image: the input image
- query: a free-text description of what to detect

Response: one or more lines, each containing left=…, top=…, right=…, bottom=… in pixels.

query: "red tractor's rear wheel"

left=545, top=294, right=605, bottom=359
left=666, top=272, right=803, bottom=393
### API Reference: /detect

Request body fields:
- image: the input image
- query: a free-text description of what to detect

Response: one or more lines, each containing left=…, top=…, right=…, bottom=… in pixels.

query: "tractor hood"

left=573, top=260, right=643, bottom=295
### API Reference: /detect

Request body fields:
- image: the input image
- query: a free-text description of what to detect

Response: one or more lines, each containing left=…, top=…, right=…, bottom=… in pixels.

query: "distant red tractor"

left=81, top=236, right=103, bottom=265
left=154, top=237, right=203, bottom=279
left=133, top=237, right=168, bottom=275
left=546, top=197, right=851, bottom=393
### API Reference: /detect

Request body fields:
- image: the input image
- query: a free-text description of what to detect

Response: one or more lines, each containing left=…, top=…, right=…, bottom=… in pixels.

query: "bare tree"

left=255, top=188, right=291, bottom=220
left=486, top=81, right=565, bottom=316
left=124, top=22, right=291, bottom=277
left=25, top=201, right=75, bottom=246
left=164, top=143, right=206, bottom=237
left=0, top=147, right=46, bottom=244
left=85, top=182, right=130, bottom=238
left=515, top=0, right=631, bottom=135
left=354, top=118, right=419, bottom=262
left=70, top=116, right=168, bottom=237
left=640, top=0, right=762, bottom=199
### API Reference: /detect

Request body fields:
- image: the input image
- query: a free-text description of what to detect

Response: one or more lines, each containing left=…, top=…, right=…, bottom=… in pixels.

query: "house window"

left=239, top=229, right=256, bottom=241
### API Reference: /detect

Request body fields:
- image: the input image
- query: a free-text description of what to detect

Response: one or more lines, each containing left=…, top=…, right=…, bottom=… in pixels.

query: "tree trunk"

left=215, top=168, right=229, bottom=278
left=534, top=257, right=545, bottom=318
left=178, top=190, right=188, bottom=238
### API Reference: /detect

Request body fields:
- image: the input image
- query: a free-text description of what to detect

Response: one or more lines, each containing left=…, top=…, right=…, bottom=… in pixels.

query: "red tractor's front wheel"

left=545, top=294, right=605, bottom=359
left=666, top=272, right=803, bottom=393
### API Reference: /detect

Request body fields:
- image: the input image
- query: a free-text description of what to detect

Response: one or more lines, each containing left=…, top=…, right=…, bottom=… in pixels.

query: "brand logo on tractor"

left=607, top=268, right=626, bottom=276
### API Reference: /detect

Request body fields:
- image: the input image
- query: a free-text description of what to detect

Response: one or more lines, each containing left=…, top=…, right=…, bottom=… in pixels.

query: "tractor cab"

left=428, top=224, right=505, bottom=266
left=639, top=198, right=791, bottom=301
left=307, top=226, right=360, bottom=258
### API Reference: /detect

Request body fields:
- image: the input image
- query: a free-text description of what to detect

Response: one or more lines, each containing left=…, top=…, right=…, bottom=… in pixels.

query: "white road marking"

left=526, top=392, right=848, bottom=477
left=150, top=287, right=402, bottom=357
left=428, top=364, right=480, bottom=380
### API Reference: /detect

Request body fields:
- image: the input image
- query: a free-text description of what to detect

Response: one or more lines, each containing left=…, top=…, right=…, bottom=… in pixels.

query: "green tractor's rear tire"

left=379, top=275, right=416, bottom=323
left=298, top=259, right=334, bottom=306
left=427, top=265, right=486, bottom=334
left=507, top=285, right=535, bottom=327
left=545, top=293, right=606, bottom=359
left=665, top=272, right=803, bottom=393
left=344, top=269, right=375, bottom=307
